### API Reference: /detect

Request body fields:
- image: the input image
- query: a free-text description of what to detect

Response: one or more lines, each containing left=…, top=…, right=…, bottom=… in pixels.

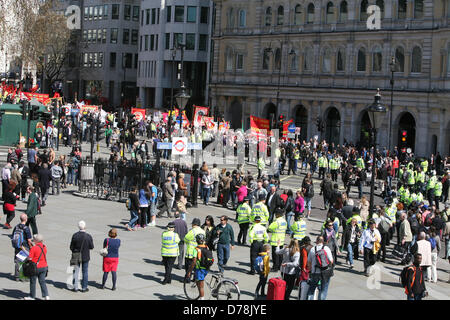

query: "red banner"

left=194, top=106, right=209, bottom=127
left=131, top=108, right=146, bottom=121
left=250, top=116, right=270, bottom=135
left=282, top=119, right=294, bottom=138
left=80, top=105, right=99, bottom=113
left=22, top=92, right=50, bottom=104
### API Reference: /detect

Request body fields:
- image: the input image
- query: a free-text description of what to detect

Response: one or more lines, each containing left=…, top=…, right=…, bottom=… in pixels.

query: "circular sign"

left=134, top=112, right=143, bottom=122
left=174, top=139, right=186, bottom=153
left=406, top=148, right=412, bottom=154
left=288, top=123, right=296, bottom=133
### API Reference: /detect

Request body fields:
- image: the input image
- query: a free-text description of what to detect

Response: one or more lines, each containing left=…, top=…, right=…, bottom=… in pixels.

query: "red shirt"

left=29, top=243, right=48, bottom=268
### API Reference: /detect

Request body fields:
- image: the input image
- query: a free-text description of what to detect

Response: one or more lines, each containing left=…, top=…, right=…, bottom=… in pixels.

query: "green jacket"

left=25, top=192, right=39, bottom=218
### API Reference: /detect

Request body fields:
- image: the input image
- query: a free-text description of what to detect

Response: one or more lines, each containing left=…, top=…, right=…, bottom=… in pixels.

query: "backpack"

left=306, top=184, right=314, bottom=198
left=428, top=237, right=437, bottom=250
left=11, top=226, right=25, bottom=249
left=156, top=186, right=163, bottom=204
left=199, top=247, right=214, bottom=270
left=253, top=255, right=265, bottom=274
left=315, top=246, right=331, bottom=270
left=400, top=265, right=415, bottom=288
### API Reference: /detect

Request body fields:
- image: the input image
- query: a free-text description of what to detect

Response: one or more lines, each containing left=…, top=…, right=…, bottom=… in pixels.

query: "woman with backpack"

left=276, top=239, right=300, bottom=300
left=298, top=236, right=312, bottom=300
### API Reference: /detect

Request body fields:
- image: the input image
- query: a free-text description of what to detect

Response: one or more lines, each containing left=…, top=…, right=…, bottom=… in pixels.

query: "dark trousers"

left=319, top=167, right=326, bottom=179
left=435, top=196, right=441, bottom=210
left=271, top=246, right=281, bottom=271
left=222, top=190, right=230, bottom=207
left=185, top=257, right=194, bottom=279
left=237, top=223, right=249, bottom=244
left=250, top=241, right=264, bottom=273
left=378, top=232, right=388, bottom=261
left=331, top=170, right=338, bottom=182
left=177, top=242, right=185, bottom=268
left=427, top=190, right=434, bottom=207
left=158, top=199, right=173, bottom=217
left=282, top=273, right=297, bottom=300
left=162, top=256, right=176, bottom=282
left=363, top=247, right=376, bottom=271
left=30, top=267, right=48, bottom=299
left=287, top=159, right=295, bottom=175
left=26, top=217, right=38, bottom=235
left=2, top=179, right=8, bottom=200
left=255, top=273, right=268, bottom=296
left=139, top=207, right=148, bottom=226
left=5, top=210, right=15, bottom=225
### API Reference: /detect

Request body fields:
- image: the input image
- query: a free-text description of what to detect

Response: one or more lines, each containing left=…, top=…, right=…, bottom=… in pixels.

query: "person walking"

left=416, top=232, right=432, bottom=281
left=404, top=253, right=428, bottom=300
left=3, top=181, right=18, bottom=229
left=343, top=217, right=361, bottom=268
left=359, top=220, right=381, bottom=276
left=101, top=229, right=121, bottom=290
left=254, top=244, right=271, bottom=299
left=186, top=234, right=211, bottom=300
left=267, top=208, right=287, bottom=272
left=399, top=211, right=413, bottom=265
left=161, top=222, right=180, bottom=284
left=214, top=215, right=235, bottom=273
left=138, top=187, right=149, bottom=228
left=126, top=187, right=140, bottom=231
left=12, top=214, right=33, bottom=281
left=158, top=177, right=174, bottom=218
left=201, top=170, right=213, bottom=206
left=276, top=239, right=300, bottom=300
left=38, top=164, right=51, bottom=206
left=24, top=234, right=49, bottom=300
left=303, top=178, right=314, bottom=219
left=247, top=216, right=269, bottom=275
left=428, top=227, right=440, bottom=283
left=183, top=218, right=206, bottom=282
left=50, top=161, right=63, bottom=195
left=250, top=194, right=270, bottom=226
left=69, top=221, right=94, bottom=292
left=25, top=186, right=39, bottom=235
left=1, top=162, right=12, bottom=200
left=172, top=212, right=188, bottom=269
left=306, top=236, right=334, bottom=300
left=236, top=197, right=251, bottom=245
left=147, top=181, right=158, bottom=226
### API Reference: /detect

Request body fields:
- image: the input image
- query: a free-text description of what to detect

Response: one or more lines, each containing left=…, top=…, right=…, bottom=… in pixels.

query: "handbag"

left=70, top=233, right=86, bottom=266
left=100, top=239, right=109, bottom=257
left=392, top=244, right=407, bottom=259
left=23, top=246, right=45, bottom=278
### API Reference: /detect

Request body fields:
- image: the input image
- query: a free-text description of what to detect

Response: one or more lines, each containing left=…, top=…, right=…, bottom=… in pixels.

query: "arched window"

left=414, top=0, right=424, bottom=19
left=262, top=49, right=271, bottom=70
left=265, top=7, right=272, bottom=26
left=376, top=0, right=385, bottom=19
left=307, top=3, right=315, bottom=24
left=360, top=0, right=369, bottom=21
left=411, top=46, right=422, bottom=73
left=277, top=6, right=284, bottom=25
left=373, top=46, right=382, bottom=72
left=398, top=0, right=407, bottom=19
left=304, top=47, right=313, bottom=71
left=294, top=5, right=303, bottom=25
left=322, top=48, right=331, bottom=73
left=337, top=49, right=345, bottom=71
left=238, top=9, right=246, bottom=27
left=290, top=52, right=298, bottom=71
left=226, top=50, right=233, bottom=71
left=274, top=48, right=281, bottom=70
left=339, top=1, right=348, bottom=23
left=326, top=2, right=335, bottom=24
left=395, top=47, right=405, bottom=72
left=357, top=48, right=366, bottom=71
left=228, top=8, right=235, bottom=27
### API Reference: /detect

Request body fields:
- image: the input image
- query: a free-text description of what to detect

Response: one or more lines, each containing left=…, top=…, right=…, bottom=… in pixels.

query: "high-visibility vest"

left=318, top=157, right=328, bottom=168
left=268, top=217, right=287, bottom=246
left=329, top=159, right=339, bottom=170
left=257, top=158, right=265, bottom=170
left=184, top=226, right=206, bottom=258
left=356, top=158, right=365, bottom=169
left=248, top=223, right=269, bottom=243
left=236, top=203, right=251, bottom=224
left=421, top=160, right=428, bottom=173
left=161, top=231, right=180, bottom=257
left=385, top=205, right=397, bottom=223
left=427, top=176, right=437, bottom=190
left=275, top=148, right=281, bottom=158
left=346, top=215, right=363, bottom=230
left=250, top=202, right=269, bottom=225
left=416, top=192, right=424, bottom=203
left=290, top=219, right=306, bottom=240
left=407, top=169, right=415, bottom=185
left=416, top=172, right=425, bottom=183
left=294, top=150, right=300, bottom=160
left=434, top=182, right=443, bottom=197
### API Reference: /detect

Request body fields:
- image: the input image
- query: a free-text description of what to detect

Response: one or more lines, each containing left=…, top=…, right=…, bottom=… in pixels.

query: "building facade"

left=58, top=0, right=140, bottom=109
left=137, top=0, right=213, bottom=112
left=211, top=0, right=450, bottom=157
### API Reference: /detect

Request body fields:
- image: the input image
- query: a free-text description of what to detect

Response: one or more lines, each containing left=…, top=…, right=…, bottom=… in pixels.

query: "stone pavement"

left=0, top=180, right=449, bottom=300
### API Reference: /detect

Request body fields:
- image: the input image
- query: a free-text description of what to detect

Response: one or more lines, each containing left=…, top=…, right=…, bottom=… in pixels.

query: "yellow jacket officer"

left=161, top=222, right=181, bottom=284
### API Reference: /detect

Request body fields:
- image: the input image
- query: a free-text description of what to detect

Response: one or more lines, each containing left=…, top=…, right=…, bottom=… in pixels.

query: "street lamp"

left=175, top=83, right=190, bottom=131
left=388, top=56, right=395, bottom=153
left=168, top=48, right=177, bottom=142
left=367, top=89, right=387, bottom=219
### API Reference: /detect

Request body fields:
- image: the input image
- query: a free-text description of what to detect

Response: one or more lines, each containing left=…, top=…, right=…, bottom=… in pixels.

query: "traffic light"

left=21, top=100, right=28, bottom=120
left=401, top=130, right=407, bottom=143
left=277, top=115, right=284, bottom=131
left=316, top=117, right=324, bottom=132
left=30, top=105, right=40, bottom=121
left=40, top=112, right=52, bottom=123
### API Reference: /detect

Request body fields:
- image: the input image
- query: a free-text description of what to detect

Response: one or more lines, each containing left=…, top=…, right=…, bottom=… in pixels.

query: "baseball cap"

left=258, top=194, right=266, bottom=201
left=192, top=218, right=201, bottom=226
left=167, top=222, right=175, bottom=228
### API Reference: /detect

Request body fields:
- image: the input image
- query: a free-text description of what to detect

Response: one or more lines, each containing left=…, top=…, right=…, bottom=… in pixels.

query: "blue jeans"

left=286, top=212, right=295, bottom=235
left=129, top=210, right=138, bottom=228
left=73, top=261, right=89, bottom=290
left=347, top=243, right=355, bottom=265
left=30, top=267, right=48, bottom=298
left=307, top=274, right=331, bottom=300
left=304, top=197, right=312, bottom=212
left=217, top=243, right=230, bottom=273
left=407, top=292, right=423, bottom=300
left=358, top=184, right=363, bottom=199
left=202, top=187, right=211, bottom=205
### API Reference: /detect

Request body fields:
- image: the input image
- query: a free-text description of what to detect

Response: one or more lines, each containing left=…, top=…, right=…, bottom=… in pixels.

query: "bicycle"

left=184, top=271, right=240, bottom=300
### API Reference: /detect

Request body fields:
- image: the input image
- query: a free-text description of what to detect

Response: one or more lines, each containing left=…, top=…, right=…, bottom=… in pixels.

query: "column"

left=416, top=109, right=428, bottom=156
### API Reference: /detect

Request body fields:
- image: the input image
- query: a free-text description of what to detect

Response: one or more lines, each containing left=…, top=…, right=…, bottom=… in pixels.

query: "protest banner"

left=131, top=108, right=146, bottom=121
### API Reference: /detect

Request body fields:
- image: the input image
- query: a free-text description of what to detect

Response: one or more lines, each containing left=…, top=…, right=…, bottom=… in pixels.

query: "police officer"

left=415, top=167, right=426, bottom=195
left=290, top=213, right=307, bottom=240
left=257, top=156, right=265, bottom=179
left=183, top=218, right=206, bottom=282
left=236, top=197, right=251, bottom=245
left=318, top=154, right=328, bottom=180
left=250, top=193, right=270, bottom=227
left=268, top=208, right=287, bottom=272
left=426, top=171, right=437, bottom=207
left=434, top=176, right=443, bottom=210
left=161, top=222, right=180, bottom=284
left=329, top=155, right=339, bottom=182
left=356, top=155, right=365, bottom=171
left=247, top=215, right=268, bottom=275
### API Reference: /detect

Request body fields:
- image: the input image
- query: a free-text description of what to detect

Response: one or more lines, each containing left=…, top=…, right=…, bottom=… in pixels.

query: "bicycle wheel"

left=215, top=280, right=240, bottom=300
left=184, top=275, right=200, bottom=300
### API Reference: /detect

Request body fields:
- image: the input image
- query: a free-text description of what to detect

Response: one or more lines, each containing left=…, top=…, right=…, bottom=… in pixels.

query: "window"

left=274, top=48, right=281, bottom=70
left=199, top=34, right=208, bottom=51
left=263, top=49, right=271, bottom=70
left=411, top=46, right=422, bottom=73
left=226, top=51, right=233, bottom=71
left=97, top=29, right=101, bottom=43
left=83, top=30, right=87, bottom=42
left=131, top=30, right=138, bottom=45
left=150, top=35, right=154, bottom=50
left=174, top=33, right=183, bottom=48
left=414, top=0, right=424, bottom=19
left=93, top=29, right=98, bottom=43
left=145, top=35, right=149, bottom=50
left=140, top=36, right=143, bottom=51
left=84, top=7, right=88, bottom=21
left=277, top=6, right=284, bottom=25
left=146, top=9, right=150, bottom=24
left=326, top=2, right=335, bottom=23
left=239, top=10, right=246, bottom=27
left=110, top=28, right=118, bottom=43
left=307, top=3, right=315, bottom=24
left=322, top=48, right=331, bottom=73
left=187, top=6, right=197, bottom=22
left=294, top=5, right=302, bottom=25
left=360, top=0, right=368, bottom=22
left=228, top=8, right=235, bottom=27
left=337, top=49, right=345, bottom=71
left=94, top=6, right=98, bottom=20
left=123, top=29, right=130, bottom=44
left=376, top=0, right=385, bottom=19
left=134, top=54, right=138, bottom=69
left=175, top=6, right=184, bottom=22
left=339, top=1, right=348, bottom=22
left=398, top=0, right=407, bottom=19
left=304, top=47, right=313, bottom=71
left=103, top=29, right=107, bottom=43
left=200, top=7, right=209, bottom=24
left=124, top=53, right=132, bottom=68
left=152, top=8, right=156, bottom=24
left=157, top=8, right=160, bottom=24
left=357, top=48, right=366, bottom=71
left=99, top=53, right=103, bottom=68
left=104, top=5, right=108, bottom=19
left=265, top=7, right=272, bottom=26
left=290, top=53, right=298, bottom=71
left=372, top=46, right=382, bottom=72
left=395, top=47, right=405, bottom=72
left=83, top=53, right=88, bottom=67
left=186, top=34, right=195, bottom=50
left=167, top=6, right=172, bottom=22
left=88, top=29, right=92, bottom=43
left=133, top=6, right=139, bottom=21
left=112, top=4, right=119, bottom=19
left=89, top=6, right=93, bottom=20
left=124, top=5, right=131, bottom=20
left=98, top=6, right=103, bottom=20
left=447, top=45, right=450, bottom=74
left=236, top=54, right=244, bottom=70
left=165, top=33, right=170, bottom=49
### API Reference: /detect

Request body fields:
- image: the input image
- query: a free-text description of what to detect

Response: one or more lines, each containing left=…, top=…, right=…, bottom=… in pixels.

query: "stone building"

left=210, top=0, right=450, bottom=156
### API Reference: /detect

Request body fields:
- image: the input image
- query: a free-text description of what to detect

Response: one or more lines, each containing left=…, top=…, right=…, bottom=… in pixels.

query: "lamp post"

left=168, top=48, right=177, bottom=142
left=174, top=44, right=189, bottom=135
left=388, top=56, right=395, bottom=153
left=367, top=89, right=387, bottom=219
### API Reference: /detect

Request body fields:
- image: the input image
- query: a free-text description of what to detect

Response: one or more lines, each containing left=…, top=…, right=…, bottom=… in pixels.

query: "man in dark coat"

left=38, top=163, right=51, bottom=206
left=70, top=220, right=94, bottom=292
left=266, top=184, right=284, bottom=224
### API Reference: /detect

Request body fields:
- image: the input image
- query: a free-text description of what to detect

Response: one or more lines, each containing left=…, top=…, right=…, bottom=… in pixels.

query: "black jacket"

left=343, top=224, right=361, bottom=248
left=38, top=167, right=52, bottom=188
left=266, top=192, right=284, bottom=215
left=173, top=218, right=188, bottom=242
left=320, top=178, right=333, bottom=199
left=129, top=192, right=140, bottom=211
left=70, top=231, right=94, bottom=262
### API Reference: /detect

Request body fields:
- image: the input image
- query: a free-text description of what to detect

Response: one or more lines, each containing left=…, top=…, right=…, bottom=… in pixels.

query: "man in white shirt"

left=359, top=220, right=381, bottom=276
left=306, top=236, right=334, bottom=300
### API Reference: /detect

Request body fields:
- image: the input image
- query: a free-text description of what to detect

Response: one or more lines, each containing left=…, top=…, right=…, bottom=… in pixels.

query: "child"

left=187, top=234, right=211, bottom=300
left=255, top=243, right=271, bottom=298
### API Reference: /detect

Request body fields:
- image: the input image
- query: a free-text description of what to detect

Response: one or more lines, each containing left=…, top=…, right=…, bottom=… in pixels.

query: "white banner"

left=172, top=137, right=188, bottom=155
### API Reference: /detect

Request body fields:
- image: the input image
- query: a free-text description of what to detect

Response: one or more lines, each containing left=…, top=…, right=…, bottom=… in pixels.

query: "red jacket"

left=29, top=243, right=48, bottom=268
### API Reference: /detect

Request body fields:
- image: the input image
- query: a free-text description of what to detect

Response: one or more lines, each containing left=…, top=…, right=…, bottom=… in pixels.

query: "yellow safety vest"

left=237, top=203, right=251, bottom=224
left=248, top=223, right=269, bottom=243
left=184, top=226, right=206, bottom=258
left=268, top=217, right=287, bottom=246
left=161, top=230, right=180, bottom=257
left=290, top=219, right=306, bottom=240
left=434, top=182, right=443, bottom=197
left=250, top=202, right=269, bottom=225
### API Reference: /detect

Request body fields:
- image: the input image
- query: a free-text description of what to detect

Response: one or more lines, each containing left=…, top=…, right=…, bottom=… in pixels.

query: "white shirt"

left=307, top=244, right=334, bottom=274
left=359, top=228, right=381, bottom=251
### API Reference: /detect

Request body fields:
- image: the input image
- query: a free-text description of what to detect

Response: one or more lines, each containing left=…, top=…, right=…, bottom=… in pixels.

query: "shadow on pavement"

left=46, top=279, right=70, bottom=290
left=108, top=224, right=128, bottom=231
left=0, top=288, right=25, bottom=299
left=133, top=272, right=163, bottom=284
left=0, top=272, right=16, bottom=281
left=154, top=292, right=184, bottom=300
left=143, top=258, right=163, bottom=266
left=155, top=271, right=185, bottom=282
left=380, top=281, right=402, bottom=288
left=223, top=265, right=248, bottom=274
left=334, top=266, right=363, bottom=276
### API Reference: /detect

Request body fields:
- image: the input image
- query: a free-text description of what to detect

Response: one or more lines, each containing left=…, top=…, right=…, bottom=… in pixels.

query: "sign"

left=250, top=116, right=270, bottom=137
left=194, top=106, right=209, bottom=127
left=80, top=105, right=99, bottom=113
left=157, top=142, right=202, bottom=150
left=295, top=127, right=301, bottom=135
left=157, top=142, right=172, bottom=150
left=22, top=92, right=50, bottom=104
left=288, top=123, right=296, bottom=133
left=172, top=137, right=188, bottom=155
left=282, top=119, right=294, bottom=137
left=131, top=108, right=146, bottom=121
left=287, top=133, right=296, bottom=139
